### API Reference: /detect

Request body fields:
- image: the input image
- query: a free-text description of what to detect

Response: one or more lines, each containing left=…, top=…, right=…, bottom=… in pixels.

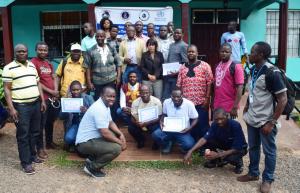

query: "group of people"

left=0, top=18, right=287, bottom=193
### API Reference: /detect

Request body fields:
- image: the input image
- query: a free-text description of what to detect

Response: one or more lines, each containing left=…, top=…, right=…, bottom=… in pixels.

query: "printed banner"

left=95, top=6, right=173, bottom=36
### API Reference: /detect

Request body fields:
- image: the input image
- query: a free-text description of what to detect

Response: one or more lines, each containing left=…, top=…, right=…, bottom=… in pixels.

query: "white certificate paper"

left=138, top=106, right=159, bottom=123
left=61, top=98, right=83, bottom=113
left=163, top=117, right=185, bottom=132
left=162, top=62, right=181, bottom=76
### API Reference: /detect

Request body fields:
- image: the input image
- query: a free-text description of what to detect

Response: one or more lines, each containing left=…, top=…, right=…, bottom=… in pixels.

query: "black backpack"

left=265, top=66, right=297, bottom=115
left=229, top=62, right=249, bottom=94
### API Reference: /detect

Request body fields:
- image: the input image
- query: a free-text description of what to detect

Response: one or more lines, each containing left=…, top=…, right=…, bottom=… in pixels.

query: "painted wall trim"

left=178, top=0, right=191, bottom=3
left=82, top=0, right=100, bottom=4
left=241, top=0, right=276, bottom=19
left=0, top=0, right=15, bottom=8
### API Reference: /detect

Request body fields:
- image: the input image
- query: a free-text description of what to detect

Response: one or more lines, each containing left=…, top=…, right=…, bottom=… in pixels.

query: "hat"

left=70, top=43, right=82, bottom=51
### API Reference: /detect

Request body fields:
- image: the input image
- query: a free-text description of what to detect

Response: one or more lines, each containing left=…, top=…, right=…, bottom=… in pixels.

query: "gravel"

left=0, top=126, right=299, bottom=193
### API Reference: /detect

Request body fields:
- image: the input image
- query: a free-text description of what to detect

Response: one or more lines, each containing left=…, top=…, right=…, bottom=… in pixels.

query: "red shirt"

left=31, top=57, right=55, bottom=100
left=177, top=61, right=214, bottom=105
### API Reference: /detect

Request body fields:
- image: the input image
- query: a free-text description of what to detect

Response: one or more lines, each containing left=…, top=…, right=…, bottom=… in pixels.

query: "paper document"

left=163, top=117, right=185, bottom=132
left=61, top=98, right=83, bottom=113
left=138, top=106, right=159, bottom=123
left=162, top=62, right=181, bottom=76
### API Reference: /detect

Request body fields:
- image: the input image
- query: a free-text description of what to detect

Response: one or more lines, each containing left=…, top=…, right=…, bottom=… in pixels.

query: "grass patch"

left=47, top=150, right=204, bottom=170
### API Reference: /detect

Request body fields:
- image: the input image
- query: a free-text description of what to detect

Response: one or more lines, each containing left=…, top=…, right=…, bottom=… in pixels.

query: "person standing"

left=56, top=43, right=86, bottom=98
left=107, top=25, right=121, bottom=53
left=99, top=17, right=113, bottom=38
left=177, top=45, right=213, bottom=141
left=119, top=25, right=145, bottom=83
left=237, top=42, right=287, bottom=193
left=81, top=22, right=97, bottom=52
left=2, top=44, right=47, bottom=174
left=221, top=21, right=248, bottom=63
left=214, top=43, right=244, bottom=119
left=157, top=25, right=174, bottom=62
left=167, top=21, right=174, bottom=40
left=163, top=28, right=188, bottom=100
left=31, top=42, right=59, bottom=158
left=84, top=30, right=121, bottom=100
left=140, top=39, right=164, bottom=100
left=147, top=23, right=158, bottom=41
left=135, top=21, right=149, bottom=44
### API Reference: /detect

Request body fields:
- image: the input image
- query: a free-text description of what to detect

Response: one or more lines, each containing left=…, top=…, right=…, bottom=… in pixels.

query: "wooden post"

left=87, top=4, right=96, bottom=29
left=278, top=0, right=288, bottom=71
left=181, top=3, right=189, bottom=43
left=1, top=7, right=13, bottom=64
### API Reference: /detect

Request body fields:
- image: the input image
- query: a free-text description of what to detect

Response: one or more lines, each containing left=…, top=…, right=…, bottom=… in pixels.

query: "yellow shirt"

left=56, top=57, right=86, bottom=97
left=2, top=60, right=40, bottom=103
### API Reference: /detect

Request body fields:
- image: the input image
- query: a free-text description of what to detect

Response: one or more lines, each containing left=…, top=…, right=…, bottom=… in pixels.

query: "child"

left=61, top=80, right=94, bottom=148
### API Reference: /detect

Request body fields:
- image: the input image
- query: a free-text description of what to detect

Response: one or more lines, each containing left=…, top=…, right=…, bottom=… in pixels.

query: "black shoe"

left=32, top=157, right=44, bottom=164
left=204, top=160, right=217, bottom=168
left=83, top=164, right=105, bottom=178
left=46, top=142, right=59, bottom=149
left=137, top=141, right=145, bottom=149
left=217, top=160, right=228, bottom=167
left=234, top=166, right=244, bottom=174
left=23, top=164, right=36, bottom=175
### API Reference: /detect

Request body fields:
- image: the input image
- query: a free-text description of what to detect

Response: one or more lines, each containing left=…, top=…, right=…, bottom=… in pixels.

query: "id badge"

left=249, top=94, right=254, bottom=103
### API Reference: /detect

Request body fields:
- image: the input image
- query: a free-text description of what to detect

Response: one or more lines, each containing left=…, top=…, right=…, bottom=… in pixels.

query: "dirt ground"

left=0, top=123, right=300, bottom=193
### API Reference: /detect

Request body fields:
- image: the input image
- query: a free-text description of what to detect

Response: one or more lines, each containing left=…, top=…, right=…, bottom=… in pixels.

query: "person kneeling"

left=76, top=86, right=126, bottom=178
left=184, top=108, right=248, bottom=174
left=62, top=81, right=94, bottom=150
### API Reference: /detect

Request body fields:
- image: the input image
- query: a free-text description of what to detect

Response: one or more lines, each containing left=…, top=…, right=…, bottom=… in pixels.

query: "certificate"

left=61, top=98, right=83, bottom=113
left=138, top=106, right=159, bottom=123
left=162, top=62, right=181, bottom=76
left=163, top=117, right=185, bottom=132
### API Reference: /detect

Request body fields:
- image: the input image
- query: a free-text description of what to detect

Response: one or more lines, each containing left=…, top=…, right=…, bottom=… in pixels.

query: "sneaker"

left=23, top=164, right=35, bottom=175
left=86, top=158, right=92, bottom=164
left=37, top=149, right=48, bottom=159
left=234, top=165, right=244, bottom=174
left=260, top=181, right=272, bottom=193
left=161, top=141, right=173, bottom=154
left=83, top=165, right=105, bottom=178
left=32, top=157, right=44, bottom=164
left=237, top=174, right=259, bottom=182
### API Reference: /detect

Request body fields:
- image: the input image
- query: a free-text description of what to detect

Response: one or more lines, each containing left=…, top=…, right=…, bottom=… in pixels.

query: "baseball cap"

left=70, top=43, right=82, bottom=51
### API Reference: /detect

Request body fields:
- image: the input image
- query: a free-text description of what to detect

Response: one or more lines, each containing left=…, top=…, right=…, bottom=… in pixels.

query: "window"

left=192, top=9, right=239, bottom=24
left=41, top=11, right=88, bottom=58
left=266, top=10, right=300, bottom=57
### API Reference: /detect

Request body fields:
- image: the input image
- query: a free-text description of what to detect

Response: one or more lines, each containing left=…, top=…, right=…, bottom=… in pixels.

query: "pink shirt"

left=214, top=60, right=244, bottom=112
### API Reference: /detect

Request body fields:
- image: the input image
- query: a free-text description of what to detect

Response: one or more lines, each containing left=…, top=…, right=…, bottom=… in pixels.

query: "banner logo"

left=139, top=10, right=150, bottom=21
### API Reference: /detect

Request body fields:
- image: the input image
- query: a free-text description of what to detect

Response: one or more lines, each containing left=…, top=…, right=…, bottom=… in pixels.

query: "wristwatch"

left=269, top=119, right=277, bottom=125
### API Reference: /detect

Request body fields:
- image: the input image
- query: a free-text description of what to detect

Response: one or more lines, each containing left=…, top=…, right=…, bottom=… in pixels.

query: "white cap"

left=70, top=43, right=82, bottom=51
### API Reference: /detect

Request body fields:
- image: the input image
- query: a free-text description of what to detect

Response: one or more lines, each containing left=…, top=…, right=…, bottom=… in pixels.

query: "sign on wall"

left=95, top=6, right=173, bottom=36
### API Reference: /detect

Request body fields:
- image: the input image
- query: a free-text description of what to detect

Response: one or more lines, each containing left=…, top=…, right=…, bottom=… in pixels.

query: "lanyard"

left=250, top=65, right=264, bottom=92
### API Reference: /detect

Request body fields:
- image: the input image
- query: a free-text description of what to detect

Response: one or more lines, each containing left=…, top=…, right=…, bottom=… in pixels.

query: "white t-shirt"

left=163, top=98, right=198, bottom=128
left=75, top=98, right=112, bottom=145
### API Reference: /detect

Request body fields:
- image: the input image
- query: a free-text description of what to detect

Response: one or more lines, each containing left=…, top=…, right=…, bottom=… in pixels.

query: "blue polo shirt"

left=204, top=119, right=247, bottom=150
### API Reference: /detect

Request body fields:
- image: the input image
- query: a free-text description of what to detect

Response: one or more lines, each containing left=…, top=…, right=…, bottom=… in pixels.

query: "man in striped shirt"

left=2, top=44, right=46, bottom=175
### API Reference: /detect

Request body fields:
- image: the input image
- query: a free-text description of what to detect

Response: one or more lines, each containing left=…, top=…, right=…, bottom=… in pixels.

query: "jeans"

left=162, top=77, right=177, bottom=100
left=128, top=121, right=160, bottom=143
left=191, top=105, right=210, bottom=141
left=116, top=107, right=131, bottom=125
left=37, top=100, right=59, bottom=150
left=64, top=124, right=79, bottom=145
left=247, top=124, right=278, bottom=182
left=77, top=138, right=121, bottom=170
left=142, top=80, right=163, bottom=100
left=122, top=65, right=142, bottom=83
left=14, top=100, right=41, bottom=167
left=152, top=129, right=195, bottom=152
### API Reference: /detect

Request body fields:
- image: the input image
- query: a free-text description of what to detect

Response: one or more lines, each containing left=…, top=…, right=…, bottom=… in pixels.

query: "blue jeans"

left=152, top=129, right=195, bottom=152
left=13, top=100, right=41, bottom=167
left=64, top=124, right=79, bottom=145
left=191, top=105, right=209, bottom=141
left=162, top=77, right=177, bottom=100
left=116, top=108, right=131, bottom=125
left=247, top=124, right=278, bottom=182
left=122, top=65, right=142, bottom=83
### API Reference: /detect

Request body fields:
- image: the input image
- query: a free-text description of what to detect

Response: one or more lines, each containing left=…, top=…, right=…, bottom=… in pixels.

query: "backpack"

left=265, top=66, right=297, bottom=115
left=229, top=62, right=249, bottom=94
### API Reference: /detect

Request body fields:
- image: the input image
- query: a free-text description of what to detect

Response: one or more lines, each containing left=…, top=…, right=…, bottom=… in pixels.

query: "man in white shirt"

left=157, top=25, right=174, bottom=62
left=76, top=86, right=126, bottom=178
left=152, top=87, right=198, bottom=154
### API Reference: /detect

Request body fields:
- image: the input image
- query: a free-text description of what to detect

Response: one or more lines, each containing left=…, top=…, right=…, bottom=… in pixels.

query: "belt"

left=13, top=99, right=40, bottom=106
left=127, top=63, right=138, bottom=67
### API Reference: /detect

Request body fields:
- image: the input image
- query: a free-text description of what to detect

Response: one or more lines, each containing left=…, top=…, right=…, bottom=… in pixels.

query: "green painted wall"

left=11, top=4, right=87, bottom=58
